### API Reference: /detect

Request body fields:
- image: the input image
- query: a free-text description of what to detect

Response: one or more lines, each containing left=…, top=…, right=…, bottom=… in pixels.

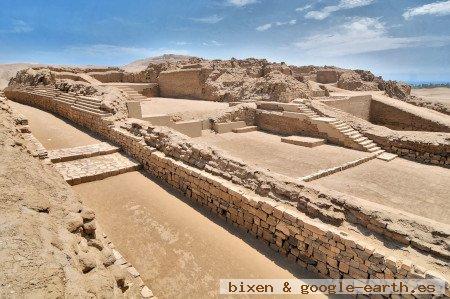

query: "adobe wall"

left=370, top=99, right=450, bottom=132
left=4, top=88, right=450, bottom=289
left=255, top=110, right=325, bottom=138
left=89, top=71, right=148, bottom=83
left=158, top=69, right=204, bottom=99
left=324, top=96, right=371, bottom=121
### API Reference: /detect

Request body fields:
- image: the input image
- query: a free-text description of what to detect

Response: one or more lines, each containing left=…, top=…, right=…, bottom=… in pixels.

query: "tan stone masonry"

left=4, top=87, right=449, bottom=295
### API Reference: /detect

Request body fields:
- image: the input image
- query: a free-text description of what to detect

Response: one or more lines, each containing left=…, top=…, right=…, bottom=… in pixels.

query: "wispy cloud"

left=305, top=0, right=374, bottom=20
left=202, top=40, right=224, bottom=46
left=65, top=44, right=153, bottom=57
left=256, top=19, right=296, bottom=31
left=190, top=14, right=224, bottom=24
left=403, top=1, right=450, bottom=20
left=296, top=4, right=312, bottom=12
left=171, top=41, right=190, bottom=46
left=0, top=20, right=33, bottom=34
left=226, top=0, right=258, bottom=7
left=294, top=17, right=450, bottom=56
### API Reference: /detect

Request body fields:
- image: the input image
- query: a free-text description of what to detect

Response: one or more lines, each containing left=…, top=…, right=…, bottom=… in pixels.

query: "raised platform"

left=232, top=126, right=258, bottom=133
left=281, top=136, right=325, bottom=147
left=53, top=152, right=141, bottom=185
left=48, top=142, right=120, bottom=162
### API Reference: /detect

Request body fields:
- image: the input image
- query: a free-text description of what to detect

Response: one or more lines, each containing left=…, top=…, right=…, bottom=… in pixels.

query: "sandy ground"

left=412, top=87, right=450, bottom=108
left=195, top=131, right=370, bottom=178
left=141, top=97, right=228, bottom=120
left=74, top=171, right=326, bottom=298
left=9, top=101, right=101, bottom=149
left=313, top=158, right=450, bottom=224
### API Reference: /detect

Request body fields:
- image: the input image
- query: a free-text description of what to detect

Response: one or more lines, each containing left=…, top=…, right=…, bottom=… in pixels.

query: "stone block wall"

left=4, top=88, right=449, bottom=290
left=158, top=69, right=204, bottom=99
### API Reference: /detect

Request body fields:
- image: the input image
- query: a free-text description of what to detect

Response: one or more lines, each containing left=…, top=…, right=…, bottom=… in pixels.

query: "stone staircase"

left=12, top=86, right=111, bottom=117
left=258, top=99, right=384, bottom=154
left=73, top=96, right=110, bottom=116
left=329, top=119, right=382, bottom=153
left=117, top=85, right=148, bottom=101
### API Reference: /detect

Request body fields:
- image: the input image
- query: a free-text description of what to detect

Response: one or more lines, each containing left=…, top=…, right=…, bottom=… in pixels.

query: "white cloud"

left=403, top=1, right=450, bottom=20
left=190, top=15, right=224, bottom=24
left=202, top=40, right=224, bottom=46
left=296, top=4, right=312, bottom=12
left=172, top=41, right=190, bottom=46
left=305, top=0, right=374, bottom=20
left=256, top=19, right=296, bottom=31
left=227, top=0, right=258, bottom=7
left=256, top=23, right=272, bottom=31
left=294, top=17, right=450, bottom=56
left=0, top=20, right=33, bottom=34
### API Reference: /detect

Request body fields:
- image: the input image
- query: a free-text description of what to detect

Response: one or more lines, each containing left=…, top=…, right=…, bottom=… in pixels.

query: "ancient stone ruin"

left=1, top=55, right=449, bottom=298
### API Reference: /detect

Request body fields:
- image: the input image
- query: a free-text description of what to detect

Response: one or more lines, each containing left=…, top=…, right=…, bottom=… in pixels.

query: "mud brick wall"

left=4, top=88, right=449, bottom=290
left=158, top=69, right=204, bottom=100
left=370, top=100, right=450, bottom=132
left=89, top=71, right=148, bottom=83
left=255, top=110, right=325, bottom=138
left=324, top=96, right=372, bottom=121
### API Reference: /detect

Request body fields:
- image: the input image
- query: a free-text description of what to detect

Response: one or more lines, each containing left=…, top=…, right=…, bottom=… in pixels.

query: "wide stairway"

left=49, top=142, right=141, bottom=185
left=15, top=85, right=111, bottom=117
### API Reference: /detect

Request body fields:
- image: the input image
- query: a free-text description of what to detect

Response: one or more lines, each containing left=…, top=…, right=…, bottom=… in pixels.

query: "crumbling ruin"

left=1, top=55, right=449, bottom=297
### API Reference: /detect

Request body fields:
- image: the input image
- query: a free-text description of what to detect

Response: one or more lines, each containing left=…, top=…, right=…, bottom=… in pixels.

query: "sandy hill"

left=0, top=63, right=45, bottom=90
left=122, top=54, right=197, bottom=72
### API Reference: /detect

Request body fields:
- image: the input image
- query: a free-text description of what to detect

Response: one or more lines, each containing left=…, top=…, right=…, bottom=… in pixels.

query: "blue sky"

left=1, top=0, right=450, bottom=82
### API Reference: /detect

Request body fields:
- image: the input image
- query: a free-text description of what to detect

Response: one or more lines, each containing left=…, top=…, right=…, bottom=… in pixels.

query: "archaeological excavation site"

left=0, top=55, right=448, bottom=298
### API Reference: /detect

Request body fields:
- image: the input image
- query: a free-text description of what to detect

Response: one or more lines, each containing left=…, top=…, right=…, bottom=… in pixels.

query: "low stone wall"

left=370, top=98, right=450, bottom=132
left=366, top=131, right=450, bottom=167
left=158, top=69, right=204, bottom=99
left=4, top=88, right=449, bottom=289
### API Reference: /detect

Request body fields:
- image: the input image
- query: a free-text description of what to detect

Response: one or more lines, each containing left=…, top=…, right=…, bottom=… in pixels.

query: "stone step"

left=73, top=103, right=105, bottom=114
left=48, top=142, right=120, bottom=163
left=358, top=139, right=372, bottom=146
left=74, top=99, right=101, bottom=110
left=340, top=128, right=353, bottom=134
left=368, top=146, right=382, bottom=152
left=72, top=105, right=110, bottom=117
left=364, top=143, right=377, bottom=150
left=354, top=136, right=368, bottom=142
left=53, top=152, right=141, bottom=185
left=77, top=96, right=102, bottom=104
left=281, top=136, right=325, bottom=147
left=54, top=97, right=75, bottom=105
left=335, top=124, right=350, bottom=130
left=232, top=126, right=258, bottom=133
left=346, top=132, right=362, bottom=138
left=377, top=152, right=397, bottom=161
